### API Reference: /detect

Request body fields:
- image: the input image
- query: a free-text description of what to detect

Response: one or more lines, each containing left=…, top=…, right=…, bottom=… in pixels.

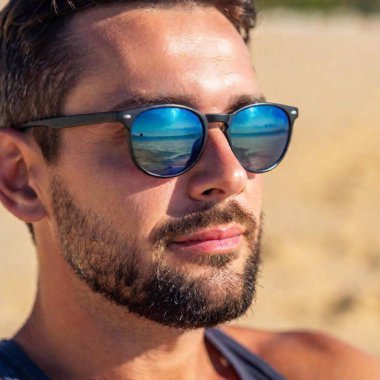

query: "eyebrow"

left=109, top=95, right=199, bottom=112
left=107, top=93, right=266, bottom=114
left=225, top=94, right=266, bottom=113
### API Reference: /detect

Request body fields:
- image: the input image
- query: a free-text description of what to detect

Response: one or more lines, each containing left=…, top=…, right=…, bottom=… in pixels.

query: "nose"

left=187, top=125, right=250, bottom=202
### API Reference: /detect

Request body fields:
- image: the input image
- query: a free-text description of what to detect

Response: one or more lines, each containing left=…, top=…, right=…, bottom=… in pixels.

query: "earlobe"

left=0, top=128, right=47, bottom=223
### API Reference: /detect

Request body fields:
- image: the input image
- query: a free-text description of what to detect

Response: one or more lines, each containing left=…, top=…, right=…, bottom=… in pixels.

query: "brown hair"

left=0, top=0, right=257, bottom=236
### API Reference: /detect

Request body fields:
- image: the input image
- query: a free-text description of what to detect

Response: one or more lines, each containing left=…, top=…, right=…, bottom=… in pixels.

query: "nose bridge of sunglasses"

left=205, top=113, right=230, bottom=133
left=206, top=114, right=229, bottom=124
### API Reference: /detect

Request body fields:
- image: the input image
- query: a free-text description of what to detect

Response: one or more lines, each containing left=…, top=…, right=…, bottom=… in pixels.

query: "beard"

left=51, top=177, right=262, bottom=329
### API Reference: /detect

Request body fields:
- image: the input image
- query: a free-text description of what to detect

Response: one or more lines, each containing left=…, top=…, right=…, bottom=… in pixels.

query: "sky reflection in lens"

left=229, top=105, right=290, bottom=171
left=131, top=107, right=203, bottom=176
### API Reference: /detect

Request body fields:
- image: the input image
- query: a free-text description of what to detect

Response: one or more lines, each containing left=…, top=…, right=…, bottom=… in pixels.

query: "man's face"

left=45, top=4, right=264, bottom=328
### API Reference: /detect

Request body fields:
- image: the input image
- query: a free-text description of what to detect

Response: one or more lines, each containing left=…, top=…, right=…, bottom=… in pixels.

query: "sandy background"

left=0, top=8, right=379, bottom=355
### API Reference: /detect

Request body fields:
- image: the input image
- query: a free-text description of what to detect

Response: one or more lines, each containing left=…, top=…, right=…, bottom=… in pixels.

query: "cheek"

left=97, top=176, right=174, bottom=225
left=57, top=134, right=178, bottom=238
left=78, top=169, right=176, bottom=239
left=246, top=174, right=264, bottom=217
left=121, top=180, right=177, bottom=236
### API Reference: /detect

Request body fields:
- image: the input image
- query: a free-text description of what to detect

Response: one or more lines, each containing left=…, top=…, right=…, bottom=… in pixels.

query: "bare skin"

left=223, top=326, right=380, bottom=380
left=0, top=4, right=378, bottom=380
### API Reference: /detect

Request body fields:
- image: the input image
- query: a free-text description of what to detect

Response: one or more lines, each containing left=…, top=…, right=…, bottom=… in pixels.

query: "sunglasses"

left=20, top=103, right=298, bottom=178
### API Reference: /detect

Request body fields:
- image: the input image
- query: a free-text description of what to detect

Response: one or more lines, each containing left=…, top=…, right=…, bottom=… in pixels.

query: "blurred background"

left=1, top=0, right=379, bottom=356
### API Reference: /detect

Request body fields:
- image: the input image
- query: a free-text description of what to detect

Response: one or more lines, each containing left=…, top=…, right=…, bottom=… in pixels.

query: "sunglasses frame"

left=19, top=102, right=299, bottom=178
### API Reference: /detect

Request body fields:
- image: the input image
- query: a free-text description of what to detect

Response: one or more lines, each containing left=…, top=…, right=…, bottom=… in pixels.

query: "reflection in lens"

left=131, top=107, right=204, bottom=176
left=228, top=105, right=290, bottom=172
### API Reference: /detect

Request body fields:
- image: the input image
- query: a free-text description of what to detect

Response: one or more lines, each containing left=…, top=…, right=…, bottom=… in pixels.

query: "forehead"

left=64, top=4, right=259, bottom=113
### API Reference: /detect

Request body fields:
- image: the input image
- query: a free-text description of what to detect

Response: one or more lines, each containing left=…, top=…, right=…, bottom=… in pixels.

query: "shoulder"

left=221, top=325, right=380, bottom=380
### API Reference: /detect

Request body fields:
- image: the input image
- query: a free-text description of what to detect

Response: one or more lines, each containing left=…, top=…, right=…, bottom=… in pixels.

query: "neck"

left=14, top=246, right=221, bottom=380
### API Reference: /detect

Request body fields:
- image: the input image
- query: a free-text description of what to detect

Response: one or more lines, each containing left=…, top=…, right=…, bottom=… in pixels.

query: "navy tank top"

left=0, top=340, right=49, bottom=380
left=205, top=329, right=285, bottom=380
left=0, top=329, right=285, bottom=379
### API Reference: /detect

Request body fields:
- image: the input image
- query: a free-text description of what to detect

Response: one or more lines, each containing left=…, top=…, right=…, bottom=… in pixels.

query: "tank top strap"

left=205, top=328, right=286, bottom=380
left=0, top=340, right=50, bottom=380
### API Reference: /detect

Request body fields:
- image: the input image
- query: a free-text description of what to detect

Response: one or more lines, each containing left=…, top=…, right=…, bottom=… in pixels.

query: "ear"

left=0, top=128, right=47, bottom=223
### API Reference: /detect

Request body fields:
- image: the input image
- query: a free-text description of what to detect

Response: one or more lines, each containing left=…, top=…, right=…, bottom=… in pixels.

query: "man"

left=0, top=0, right=378, bottom=379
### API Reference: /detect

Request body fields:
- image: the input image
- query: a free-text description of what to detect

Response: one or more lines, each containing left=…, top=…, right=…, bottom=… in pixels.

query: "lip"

left=173, top=225, right=244, bottom=243
left=169, top=225, right=244, bottom=255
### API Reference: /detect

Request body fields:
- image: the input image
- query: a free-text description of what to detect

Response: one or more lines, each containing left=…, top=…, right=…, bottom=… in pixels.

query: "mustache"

left=152, top=200, right=258, bottom=246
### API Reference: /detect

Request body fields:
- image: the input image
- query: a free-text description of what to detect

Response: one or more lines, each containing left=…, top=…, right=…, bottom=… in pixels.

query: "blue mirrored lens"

left=131, top=107, right=204, bottom=176
left=228, top=105, right=290, bottom=172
